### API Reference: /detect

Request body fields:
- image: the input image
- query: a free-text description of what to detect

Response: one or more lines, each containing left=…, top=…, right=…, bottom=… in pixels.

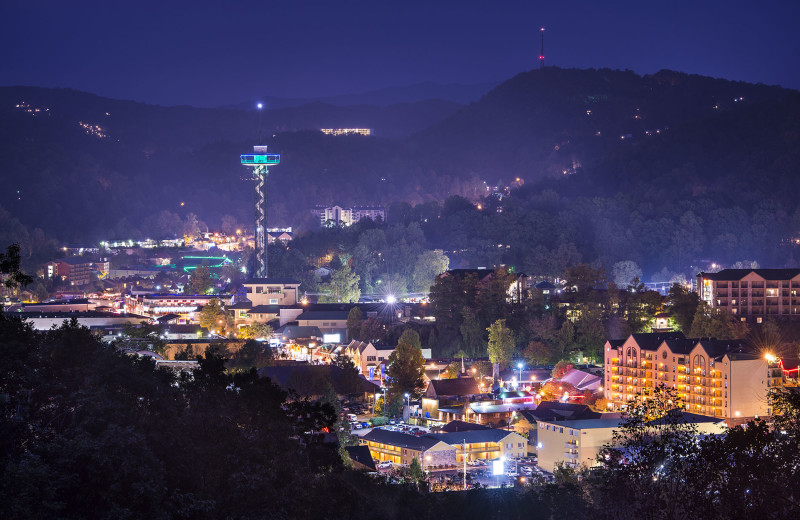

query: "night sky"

left=2, top=0, right=799, bottom=107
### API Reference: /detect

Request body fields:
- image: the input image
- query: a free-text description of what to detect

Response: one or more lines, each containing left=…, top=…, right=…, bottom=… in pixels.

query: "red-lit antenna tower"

left=539, top=27, right=545, bottom=68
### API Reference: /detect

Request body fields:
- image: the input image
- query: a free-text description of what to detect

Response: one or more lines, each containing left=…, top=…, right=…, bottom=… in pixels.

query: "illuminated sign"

left=241, top=154, right=280, bottom=165
left=323, top=333, right=341, bottom=343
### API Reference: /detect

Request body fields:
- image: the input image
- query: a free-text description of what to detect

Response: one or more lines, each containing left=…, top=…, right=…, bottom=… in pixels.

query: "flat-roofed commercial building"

left=604, top=333, right=782, bottom=426
left=537, top=417, right=625, bottom=472
left=697, top=268, right=800, bottom=321
left=536, top=412, right=727, bottom=472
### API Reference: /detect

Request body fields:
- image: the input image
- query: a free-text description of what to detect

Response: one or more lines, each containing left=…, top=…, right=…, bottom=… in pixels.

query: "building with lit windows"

left=360, top=429, right=455, bottom=467
left=320, top=128, right=372, bottom=136
left=360, top=428, right=527, bottom=467
left=242, top=278, right=301, bottom=306
left=536, top=411, right=726, bottom=472
left=697, top=268, right=800, bottom=321
left=604, top=332, right=783, bottom=426
left=432, top=429, right=528, bottom=463
left=537, top=417, right=625, bottom=472
left=311, top=205, right=385, bottom=227
left=44, top=258, right=94, bottom=286
left=123, top=294, right=232, bottom=321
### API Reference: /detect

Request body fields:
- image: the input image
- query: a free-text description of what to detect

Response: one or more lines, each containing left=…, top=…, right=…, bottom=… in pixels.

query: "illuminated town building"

left=604, top=332, right=782, bottom=426
left=697, top=268, right=800, bottom=321
left=320, top=128, right=372, bottom=136
left=311, top=205, right=386, bottom=227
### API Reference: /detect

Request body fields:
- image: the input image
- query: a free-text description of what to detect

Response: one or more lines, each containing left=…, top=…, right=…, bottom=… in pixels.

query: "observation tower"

left=241, top=145, right=280, bottom=278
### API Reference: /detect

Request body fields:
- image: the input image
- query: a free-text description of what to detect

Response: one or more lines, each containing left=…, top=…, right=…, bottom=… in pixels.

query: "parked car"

left=377, top=461, right=393, bottom=469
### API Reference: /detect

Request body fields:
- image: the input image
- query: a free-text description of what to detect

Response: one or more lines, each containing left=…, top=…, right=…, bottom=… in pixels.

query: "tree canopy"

left=386, top=330, right=426, bottom=398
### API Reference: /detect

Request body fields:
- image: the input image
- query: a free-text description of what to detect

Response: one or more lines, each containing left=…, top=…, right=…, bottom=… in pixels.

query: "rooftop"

left=699, top=268, right=800, bottom=281
left=362, top=429, right=445, bottom=451
left=540, top=417, right=627, bottom=430
left=427, top=378, right=481, bottom=397
left=296, top=311, right=350, bottom=321
left=244, top=278, right=301, bottom=285
left=427, top=428, right=522, bottom=445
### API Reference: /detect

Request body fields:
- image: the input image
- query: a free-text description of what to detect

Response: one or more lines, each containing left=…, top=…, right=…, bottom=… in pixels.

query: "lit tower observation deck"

left=241, top=146, right=280, bottom=278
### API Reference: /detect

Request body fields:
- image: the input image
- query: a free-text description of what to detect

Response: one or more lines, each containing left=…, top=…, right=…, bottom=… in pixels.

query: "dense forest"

left=2, top=314, right=798, bottom=519
left=2, top=68, right=800, bottom=280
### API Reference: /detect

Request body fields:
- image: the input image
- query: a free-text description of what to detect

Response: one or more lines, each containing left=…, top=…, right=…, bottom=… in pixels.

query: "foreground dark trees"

left=2, top=315, right=798, bottom=519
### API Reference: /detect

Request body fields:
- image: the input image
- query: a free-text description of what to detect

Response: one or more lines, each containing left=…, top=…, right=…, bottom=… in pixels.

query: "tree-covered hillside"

left=2, top=68, right=799, bottom=278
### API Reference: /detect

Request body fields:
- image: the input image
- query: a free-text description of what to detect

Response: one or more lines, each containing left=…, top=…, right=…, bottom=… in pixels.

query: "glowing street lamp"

left=386, top=294, right=397, bottom=304
left=517, top=362, right=524, bottom=382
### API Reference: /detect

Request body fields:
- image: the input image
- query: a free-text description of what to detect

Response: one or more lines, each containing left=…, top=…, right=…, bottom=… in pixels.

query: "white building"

left=311, top=205, right=386, bottom=227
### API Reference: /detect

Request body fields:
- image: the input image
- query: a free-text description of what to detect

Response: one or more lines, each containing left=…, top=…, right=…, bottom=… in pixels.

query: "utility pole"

left=463, top=439, right=467, bottom=490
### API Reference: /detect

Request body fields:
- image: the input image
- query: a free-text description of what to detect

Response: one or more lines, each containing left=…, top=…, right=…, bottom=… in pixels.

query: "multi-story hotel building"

left=604, top=332, right=782, bottom=426
left=697, top=268, right=800, bottom=321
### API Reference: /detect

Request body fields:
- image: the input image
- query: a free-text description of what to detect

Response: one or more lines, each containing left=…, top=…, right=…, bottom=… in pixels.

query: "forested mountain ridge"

left=1, top=68, right=799, bottom=280
left=413, top=67, right=795, bottom=182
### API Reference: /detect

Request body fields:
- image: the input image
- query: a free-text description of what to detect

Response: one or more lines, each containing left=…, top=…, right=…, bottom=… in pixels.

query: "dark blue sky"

left=2, top=0, right=798, bottom=107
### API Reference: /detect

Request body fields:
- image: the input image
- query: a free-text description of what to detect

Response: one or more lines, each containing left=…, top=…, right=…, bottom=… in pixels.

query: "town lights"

left=386, top=294, right=397, bottom=304
left=765, top=353, right=777, bottom=363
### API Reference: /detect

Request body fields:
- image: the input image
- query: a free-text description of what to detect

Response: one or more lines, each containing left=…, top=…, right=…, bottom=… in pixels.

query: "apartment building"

left=604, top=332, right=782, bottom=426
left=697, top=268, right=800, bottom=321
left=44, top=258, right=94, bottom=286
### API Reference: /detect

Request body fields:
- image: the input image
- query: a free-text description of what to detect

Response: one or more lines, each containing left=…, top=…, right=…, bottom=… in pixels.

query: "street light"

left=373, top=393, right=379, bottom=416
left=517, top=362, right=524, bottom=384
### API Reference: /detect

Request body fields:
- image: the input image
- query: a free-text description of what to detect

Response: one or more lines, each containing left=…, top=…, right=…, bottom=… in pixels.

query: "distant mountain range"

left=229, top=81, right=499, bottom=110
left=1, top=68, right=799, bottom=274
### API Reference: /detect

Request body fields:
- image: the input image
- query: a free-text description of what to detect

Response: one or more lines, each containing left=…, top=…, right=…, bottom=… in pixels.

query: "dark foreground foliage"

left=1, top=314, right=798, bottom=519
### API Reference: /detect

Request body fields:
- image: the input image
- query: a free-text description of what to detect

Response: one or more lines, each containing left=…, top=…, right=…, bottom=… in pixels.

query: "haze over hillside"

left=2, top=67, right=799, bottom=278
